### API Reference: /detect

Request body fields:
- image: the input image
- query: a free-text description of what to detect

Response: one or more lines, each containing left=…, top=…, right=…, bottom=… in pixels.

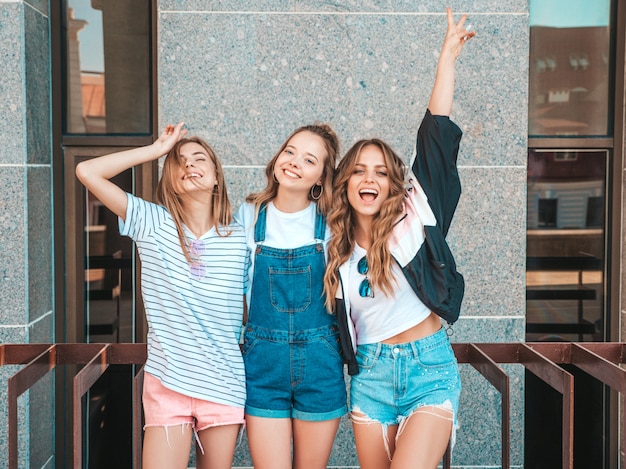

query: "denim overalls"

left=242, top=204, right=347, bottom=421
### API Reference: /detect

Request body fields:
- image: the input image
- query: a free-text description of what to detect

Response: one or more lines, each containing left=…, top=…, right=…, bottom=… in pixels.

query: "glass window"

left=526, top=149, right=606, bottom=342
left=528, top=0, right=612, bottom=136
left=525, top=149, right=608, bottom=467
left=65, top=0, right=152, bottom=134
left=82, top=167, right=134, bottom=343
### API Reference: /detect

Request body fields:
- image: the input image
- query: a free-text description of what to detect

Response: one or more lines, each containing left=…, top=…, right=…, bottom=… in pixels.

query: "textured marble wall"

left=158, top=1, right=528, bottom=467
left=0, top=1, right=54, bottom=468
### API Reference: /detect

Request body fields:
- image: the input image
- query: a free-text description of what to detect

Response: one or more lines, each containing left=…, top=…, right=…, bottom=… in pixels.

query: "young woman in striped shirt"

left=76, top=123, right=248, bottom=469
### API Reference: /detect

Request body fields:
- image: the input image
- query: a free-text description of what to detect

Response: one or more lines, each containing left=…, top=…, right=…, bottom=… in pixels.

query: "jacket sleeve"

left=398, top=109, right=464, bottom=324
left=411, top=109, right=462, bottom=237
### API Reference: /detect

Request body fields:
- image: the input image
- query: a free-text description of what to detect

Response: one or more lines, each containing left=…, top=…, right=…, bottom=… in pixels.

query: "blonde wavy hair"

left=155, top=137, right=232, bottom=263
left=324, top=139, right=407, bottom=311
left=246, top=123, right=339, bottom=217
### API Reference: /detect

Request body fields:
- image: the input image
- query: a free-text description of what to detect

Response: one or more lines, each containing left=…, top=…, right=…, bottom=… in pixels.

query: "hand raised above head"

left=441, top=7, right=475, bottom=61
left=427, top=8, right=475, bottom=117
left=154, top=122, right=189, bottom=156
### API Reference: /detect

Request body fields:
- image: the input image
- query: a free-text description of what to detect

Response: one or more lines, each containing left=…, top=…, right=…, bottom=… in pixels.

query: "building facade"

left=0, top=0, right=624, bottom=467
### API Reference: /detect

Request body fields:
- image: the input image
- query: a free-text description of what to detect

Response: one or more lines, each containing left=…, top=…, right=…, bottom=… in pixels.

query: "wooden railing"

left=1, top=342, right=625, bottom=469
left=1, top=343, right=146, bottom=469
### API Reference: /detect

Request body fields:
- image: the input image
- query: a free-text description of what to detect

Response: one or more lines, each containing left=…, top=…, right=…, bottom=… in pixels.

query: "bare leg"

left=245, top=415, right=292, bottom=469
left=352, top=412, right=396, bottom=469
left=195, top=424, right=241, bottom=469
left=142, top=425, right=192, bottom=469
left=390, top=406, right=453, bottom=469
left=292, top=418, right=341, bottom=469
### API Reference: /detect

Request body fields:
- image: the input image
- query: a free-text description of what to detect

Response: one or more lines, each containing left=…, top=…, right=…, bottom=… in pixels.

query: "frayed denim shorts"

left=349, top=327, right=461, bottom=429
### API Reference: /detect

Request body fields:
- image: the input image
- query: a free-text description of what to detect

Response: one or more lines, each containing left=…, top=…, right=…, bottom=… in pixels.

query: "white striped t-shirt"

left=120, top=193, right=249, bottom=407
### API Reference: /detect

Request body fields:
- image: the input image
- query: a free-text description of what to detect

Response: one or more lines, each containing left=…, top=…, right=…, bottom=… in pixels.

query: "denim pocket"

left=319, top=334, right=343, bottom=360
left=417, top=340, right=455, bottom=367
left=355, top=346, right=378, bottom=371
left=269, top=266, right=312, bottom=312
left=241, top=334, right=258, bottom=356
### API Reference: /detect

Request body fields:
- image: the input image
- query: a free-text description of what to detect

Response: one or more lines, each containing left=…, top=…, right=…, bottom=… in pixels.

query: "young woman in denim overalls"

left=235, top=124, right=346, bottom=469
left=324, top=10, right=474, bottom=469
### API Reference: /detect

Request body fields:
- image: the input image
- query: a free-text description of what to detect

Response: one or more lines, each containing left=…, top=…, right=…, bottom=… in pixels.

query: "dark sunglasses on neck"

left=357, top=256, right=374, bottom=298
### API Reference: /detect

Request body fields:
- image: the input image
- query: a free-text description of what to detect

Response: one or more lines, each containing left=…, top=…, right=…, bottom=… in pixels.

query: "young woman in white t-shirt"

left=324, top=9, right=474, bottom=469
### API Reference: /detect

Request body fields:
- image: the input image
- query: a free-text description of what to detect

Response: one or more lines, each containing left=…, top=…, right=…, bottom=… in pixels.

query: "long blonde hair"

left=246, top=124, right=339, bottom=217
left=155, top=137, right=232, bottom=262
left=324, top=139, right=407, bottom=311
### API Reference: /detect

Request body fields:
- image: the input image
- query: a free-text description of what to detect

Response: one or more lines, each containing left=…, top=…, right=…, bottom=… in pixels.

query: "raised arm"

left=428, top=7, right=474, bottom=116
left=75, top=122, right=187, bottom=219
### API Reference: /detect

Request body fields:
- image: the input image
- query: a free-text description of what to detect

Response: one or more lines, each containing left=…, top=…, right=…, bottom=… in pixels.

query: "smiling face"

left=174, top=141, right=218, bottom=195
left=273, top=130, right=327, bottom=195
left=346, top=144, right=390, bottom=222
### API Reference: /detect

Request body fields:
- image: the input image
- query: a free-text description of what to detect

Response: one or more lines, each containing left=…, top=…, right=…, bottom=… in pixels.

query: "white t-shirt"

left=349, top=243, right=431, bottom=345
left=120, top=193, right=249, bottom=407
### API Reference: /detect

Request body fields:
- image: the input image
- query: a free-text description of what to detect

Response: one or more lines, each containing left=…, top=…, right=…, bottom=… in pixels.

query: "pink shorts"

left=142, top=373, right=244, bottom=431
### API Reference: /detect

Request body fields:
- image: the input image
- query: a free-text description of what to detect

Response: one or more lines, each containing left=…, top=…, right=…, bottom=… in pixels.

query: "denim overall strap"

left=254, top=203, right=268, bottom=243
left=314, top=207, right=325, bottom=241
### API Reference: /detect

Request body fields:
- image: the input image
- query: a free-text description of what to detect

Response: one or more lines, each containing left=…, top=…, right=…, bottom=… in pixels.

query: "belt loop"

left=375, top=342, right=383, bottom=360
left=409, top=340, right=419, bottom=359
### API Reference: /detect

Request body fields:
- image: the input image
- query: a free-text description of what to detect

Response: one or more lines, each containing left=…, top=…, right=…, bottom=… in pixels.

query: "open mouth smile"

left=359, top=187, right=378, bottom=203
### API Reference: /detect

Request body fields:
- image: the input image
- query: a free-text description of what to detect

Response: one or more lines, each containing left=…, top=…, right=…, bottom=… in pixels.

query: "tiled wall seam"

left=0, top=310, right=52, bottom=328
left=162, top=11, right=528, bottom=15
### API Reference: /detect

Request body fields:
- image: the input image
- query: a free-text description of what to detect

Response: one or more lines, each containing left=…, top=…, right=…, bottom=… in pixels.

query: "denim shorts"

left=349, top=327, right=461, bottom=427
left=242, top=324, right=347, bottom=421
left=142, top=373, right=245, bottom=431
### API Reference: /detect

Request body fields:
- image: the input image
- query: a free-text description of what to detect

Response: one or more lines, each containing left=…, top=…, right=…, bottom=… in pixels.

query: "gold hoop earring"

left=310, top=184, right=323, bottom=200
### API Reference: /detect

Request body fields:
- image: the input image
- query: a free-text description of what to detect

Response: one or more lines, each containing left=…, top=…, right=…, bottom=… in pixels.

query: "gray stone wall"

left=0, top=0, right=54, bottom=468
left=158, top=1, right=528, bottom=467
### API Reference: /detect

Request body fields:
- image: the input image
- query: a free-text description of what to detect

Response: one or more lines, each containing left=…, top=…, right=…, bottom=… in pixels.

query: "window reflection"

left=83, top=170, right=134, bottom=343
left=65, top=0, right=151, bottom=135
left=528, top=0, right=611, bottom=136
left=526, top=150, right=606, bottom=342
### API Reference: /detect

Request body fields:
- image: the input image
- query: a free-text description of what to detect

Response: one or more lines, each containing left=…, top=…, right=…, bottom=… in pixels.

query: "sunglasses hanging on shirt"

left=357, top=256, right=374, bottom=298
left=188, top=238, right=208, bottom=280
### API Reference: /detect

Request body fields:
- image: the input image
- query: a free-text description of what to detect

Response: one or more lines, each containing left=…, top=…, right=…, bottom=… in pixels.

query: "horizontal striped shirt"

left=120, top=194, right=249, bottom=407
